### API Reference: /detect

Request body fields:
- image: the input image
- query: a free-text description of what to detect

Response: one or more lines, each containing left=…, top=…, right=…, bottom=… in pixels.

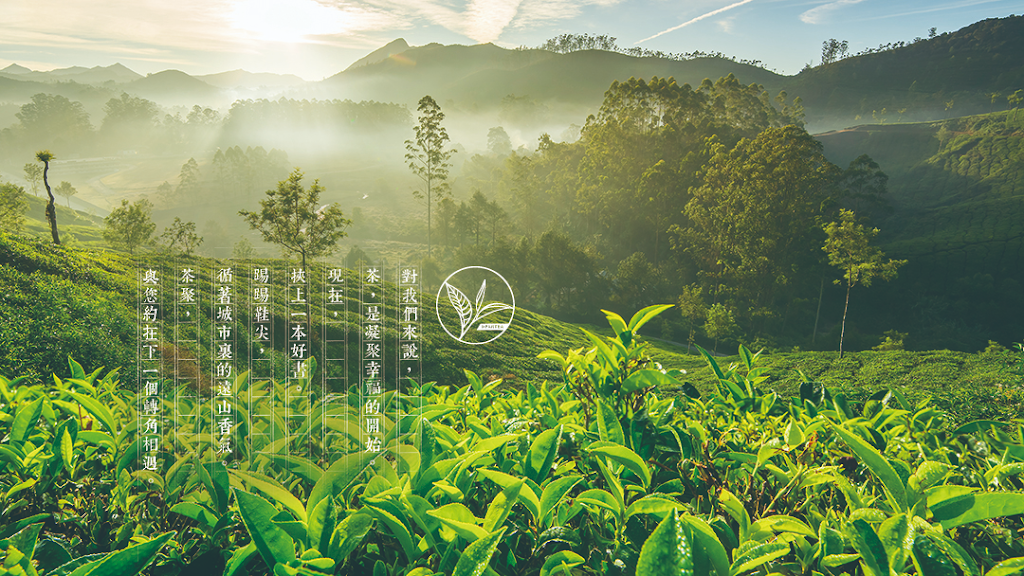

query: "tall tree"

left=103, top=199, right=155, bottom=254
left=405, top=95, right=455, bottom=258
left=35, top=150, right=60, bottom=245
left=822, top=209, right=906, bottom=358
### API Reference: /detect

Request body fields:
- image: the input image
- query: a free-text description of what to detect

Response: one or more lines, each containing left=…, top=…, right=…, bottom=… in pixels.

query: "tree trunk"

left=812, top=277, right=824, bottom=344
left=41, top=161, right=60, bottom=245
left=839, top=283, right=851, bottom=359
left=426, top=181, right=432, bottom=258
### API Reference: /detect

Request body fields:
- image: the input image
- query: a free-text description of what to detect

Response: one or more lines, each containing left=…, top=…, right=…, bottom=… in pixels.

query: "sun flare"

left=230, top=0, right=350, bottom=43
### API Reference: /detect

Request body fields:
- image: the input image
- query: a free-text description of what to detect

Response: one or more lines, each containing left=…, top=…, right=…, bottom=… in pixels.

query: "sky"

left=1, top=0, right=1020, bottom=80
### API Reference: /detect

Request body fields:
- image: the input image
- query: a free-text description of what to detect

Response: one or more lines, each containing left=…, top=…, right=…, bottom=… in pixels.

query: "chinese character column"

left=213, top=266, right=235, bottom=461
left=174, top=265, right=199, bottom=456
left=361, top=263, right=383, bottom=457
left=139, top=266, right=163, bottom=473
left=249, top=265, right=274, bottom=462
left=322, top=266, right=348, bottom=458
left=287, top=267, right=310, bottom=459
left=397, top=263, right=421, bottom=394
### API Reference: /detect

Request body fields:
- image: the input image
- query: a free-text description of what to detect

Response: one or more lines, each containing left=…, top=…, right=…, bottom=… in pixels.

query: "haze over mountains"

left=1, top=14, right=1021, bottom=132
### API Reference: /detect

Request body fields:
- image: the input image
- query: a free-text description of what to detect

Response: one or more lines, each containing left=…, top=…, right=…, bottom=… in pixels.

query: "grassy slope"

left=815, top=108, right=1024, bottom=349
left=2, top=232, right=1017, bottom=427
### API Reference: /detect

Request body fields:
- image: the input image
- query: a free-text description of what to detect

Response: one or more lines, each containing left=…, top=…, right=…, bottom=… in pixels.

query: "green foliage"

left=159, top=217, right=202, bottom=256
left=103, top=198, right=155, bottom=255
left=0, top=181, right=29, bottom=234
left=238, top=168, right=351, bottom=268
left=0, top=301, right=1023, bottom=575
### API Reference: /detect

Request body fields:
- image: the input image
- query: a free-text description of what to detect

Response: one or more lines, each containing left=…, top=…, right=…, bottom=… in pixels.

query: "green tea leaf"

left=847, top=518, right=889, bottom=576
left=637, top=509, right=694, bottom=576
left=235, top=489, right=296, bottom=567
left=452, top=527, right=506, bottom=576
left=588, top=442, right=651, bottom=489
left=540, top=551, right=585, bottom=576
left=628, top=304, right=674, bottom=333
left=985, top=557, right=1024, bottom=576
left=931, top=493, right=1024, bottom=530
left=483, top=479, right=523, bottom=533
left=729, top=540, right=789, bottom=576
left=829, top=422, right=907, bottom=512
left=679, top=515, right=730, bottom=576
left=327, top=512, right=374, bottom=566
left=11, top=396, right=43, bottom=445
left=526, top=425, right=561, bottom=484
left=307, top=451, right=375, bottom=517
left=539, top=476, right=582, bottom=526
left=911, top=535, right=957, bottom=576
left=81, top=532, right=174, bottom=576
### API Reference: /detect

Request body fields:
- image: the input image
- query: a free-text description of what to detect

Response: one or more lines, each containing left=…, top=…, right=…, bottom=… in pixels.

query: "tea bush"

left=1, top=306, right=1023, bottom=575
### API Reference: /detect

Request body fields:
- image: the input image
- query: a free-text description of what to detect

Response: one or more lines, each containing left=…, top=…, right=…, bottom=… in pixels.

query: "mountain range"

left=0, top=14, right=1020, bottom=131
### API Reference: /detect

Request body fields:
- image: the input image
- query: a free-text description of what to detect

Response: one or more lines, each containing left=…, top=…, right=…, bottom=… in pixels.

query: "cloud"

left=798, top=0, right=864, bottom=25
left=635, top=0, right=756, bottom=44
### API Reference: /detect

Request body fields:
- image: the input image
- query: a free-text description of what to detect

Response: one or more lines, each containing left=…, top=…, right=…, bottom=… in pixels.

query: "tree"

left=176, top=158, right=201, bottom=206
left=487, top=126, right=512, bottom=156
left=839, top=154, right=890, bottom=217
left=238, top=168, right=350, bottom=270
left=100, top=92, right=158, bottom=149
left=54, top=181, right=77, bottom=208
left=405, top=95, right=455, bottom=257
left=0, top=181, right=28, bottom=234
left=103, top=198, right=155, bottom=254
left=679, top=126, right=841, bottom=325
left=35, top=150, right=60, bottom=245
left=23, top=163, right=42, bottom=197
left=160, top=217, right=203, bottom=256
left=821, top=39, right=849, bottom=65
left=18, top=94, right=92, bottom=150
left=822, top=209, right=906, bottom=358
left=232, top=237, right=257, bottom=259
left=703, top=303, right=737, bottom=354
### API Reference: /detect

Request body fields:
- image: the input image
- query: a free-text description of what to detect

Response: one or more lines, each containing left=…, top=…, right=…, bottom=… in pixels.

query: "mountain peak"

left=1, top=63, right=33, bottom=75
left=345, top=38, right=411, bottom=71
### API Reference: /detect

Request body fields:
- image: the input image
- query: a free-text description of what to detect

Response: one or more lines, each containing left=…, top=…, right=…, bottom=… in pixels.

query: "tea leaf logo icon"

left=437, top=267, right=515, bottom=344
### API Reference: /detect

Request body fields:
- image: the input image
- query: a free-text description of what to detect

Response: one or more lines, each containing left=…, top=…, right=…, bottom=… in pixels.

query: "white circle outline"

left=435, top=266, right=515, bottom=345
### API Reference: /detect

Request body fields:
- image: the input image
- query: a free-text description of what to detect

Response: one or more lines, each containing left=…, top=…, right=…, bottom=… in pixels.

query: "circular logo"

left=435, top=266, right=515, bottom=345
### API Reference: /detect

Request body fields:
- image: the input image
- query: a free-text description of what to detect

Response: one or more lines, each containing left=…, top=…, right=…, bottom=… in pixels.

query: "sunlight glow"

left=230, top=0, right=352, bottom=43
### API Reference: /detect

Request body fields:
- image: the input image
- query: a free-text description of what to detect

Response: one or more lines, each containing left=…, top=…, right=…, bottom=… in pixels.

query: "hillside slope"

left=816, top=109, right=1024, bottom=349
left=785, top=14, right=1024, bottom=130
left=2, top=233, right=1017, bottom=427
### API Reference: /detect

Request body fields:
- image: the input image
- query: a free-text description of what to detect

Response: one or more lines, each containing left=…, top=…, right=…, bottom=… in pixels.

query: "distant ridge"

left=196, top=69, right=307, bottom=89
left=344, top=38, right=410, bottom=71
left=0, top=63, right=141, bottom=84
left=124, top=70, right=220, bottom=102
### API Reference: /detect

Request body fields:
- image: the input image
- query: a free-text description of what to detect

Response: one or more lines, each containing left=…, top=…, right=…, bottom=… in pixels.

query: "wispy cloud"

left=859, top=0, right=1008, bottom=20
left=635, top=0, right=756, bottom=44
left=798, top=0, right=864, bottom=24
